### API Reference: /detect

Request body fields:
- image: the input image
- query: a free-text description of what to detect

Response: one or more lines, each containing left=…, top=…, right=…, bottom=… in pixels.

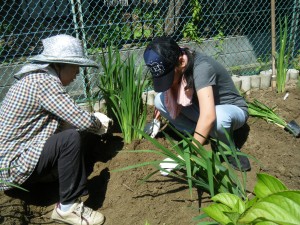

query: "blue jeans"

left=154, top=92, right=248, bottom=146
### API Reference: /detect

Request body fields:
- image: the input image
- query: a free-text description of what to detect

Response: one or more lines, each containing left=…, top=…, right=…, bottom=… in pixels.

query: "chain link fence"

left=0, top=0, right=299, bottom=103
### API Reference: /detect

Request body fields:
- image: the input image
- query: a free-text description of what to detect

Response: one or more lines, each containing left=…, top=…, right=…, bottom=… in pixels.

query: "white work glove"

left=144, top=119, right=161, bottom=138
left=159, top=155, right=183, bottom=176
left=93, top=112, right=113, bottom=135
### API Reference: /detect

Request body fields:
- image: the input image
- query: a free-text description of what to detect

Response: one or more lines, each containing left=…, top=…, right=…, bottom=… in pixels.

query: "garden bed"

left=0, top=81, right=299, bottom=225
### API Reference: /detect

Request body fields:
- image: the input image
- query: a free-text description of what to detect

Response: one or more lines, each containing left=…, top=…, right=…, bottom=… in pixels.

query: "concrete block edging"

left=80, top=69, right=299, bottom=111
left=232, top=69, right=299, bottom=93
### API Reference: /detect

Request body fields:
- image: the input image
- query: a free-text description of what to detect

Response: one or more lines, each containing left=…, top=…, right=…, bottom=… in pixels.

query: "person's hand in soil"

left=93, top=112, right=113, bottom=135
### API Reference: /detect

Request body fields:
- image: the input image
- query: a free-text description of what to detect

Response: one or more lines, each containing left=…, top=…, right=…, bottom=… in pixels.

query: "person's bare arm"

left=154, top=107, right=161, bottom=120
left=193, top=86, right=216, bottom=145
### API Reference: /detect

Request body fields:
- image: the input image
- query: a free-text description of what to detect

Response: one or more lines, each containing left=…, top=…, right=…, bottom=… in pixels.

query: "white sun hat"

left=28, top=34, right=98, bottom=68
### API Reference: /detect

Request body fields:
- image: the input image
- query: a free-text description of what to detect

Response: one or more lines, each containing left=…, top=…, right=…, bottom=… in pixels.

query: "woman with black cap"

left=0, top=34, right=109, bottom=225
left=144, top=36, right=251, bottom=172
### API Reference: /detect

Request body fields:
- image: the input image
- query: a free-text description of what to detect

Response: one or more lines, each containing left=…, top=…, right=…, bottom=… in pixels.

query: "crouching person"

left=143, top=36, right=251, bottom=172
left=0, top=34, right=111, bottom=225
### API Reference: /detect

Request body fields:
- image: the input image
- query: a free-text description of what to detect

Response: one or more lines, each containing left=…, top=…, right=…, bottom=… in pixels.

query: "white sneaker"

left=159, top=156, right=183, bottom=176
left=51, top=201, right=105, bottom=225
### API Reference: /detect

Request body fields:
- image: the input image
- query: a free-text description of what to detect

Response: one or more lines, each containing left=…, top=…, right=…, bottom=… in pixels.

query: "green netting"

left=0, top=0, right=299, bottom=103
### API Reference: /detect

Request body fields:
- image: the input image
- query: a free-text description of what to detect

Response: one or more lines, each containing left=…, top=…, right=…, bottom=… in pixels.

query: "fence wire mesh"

left=0, top=0, right=299, bottom=103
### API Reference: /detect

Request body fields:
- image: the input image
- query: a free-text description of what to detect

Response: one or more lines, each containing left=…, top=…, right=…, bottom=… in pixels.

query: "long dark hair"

left=181, top=47, right=195, bottom=90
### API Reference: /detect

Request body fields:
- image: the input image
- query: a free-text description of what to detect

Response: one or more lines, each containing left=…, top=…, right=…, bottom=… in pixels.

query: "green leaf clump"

left=276, top=16, right=289, bottom=93
left=98, top=46, right=150, bottom=143
left=197, top=173, right=300, bottom=225
left=247, top=99, right=288, bottom=129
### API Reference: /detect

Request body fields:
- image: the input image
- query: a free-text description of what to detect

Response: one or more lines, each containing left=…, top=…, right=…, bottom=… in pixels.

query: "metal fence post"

left=289, top=0, right=300, bottom=57
left=70, top=0, right=92, bottom=110
left=271, top=0, right=277, bottom=89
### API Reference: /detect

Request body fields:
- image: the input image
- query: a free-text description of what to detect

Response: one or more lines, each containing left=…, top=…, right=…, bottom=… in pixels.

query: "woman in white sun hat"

left=0, top=34, right=110, bottom=225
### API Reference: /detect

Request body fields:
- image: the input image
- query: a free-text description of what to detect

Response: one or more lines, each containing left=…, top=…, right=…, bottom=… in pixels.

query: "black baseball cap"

left=143, top=37, right=181, bottom=92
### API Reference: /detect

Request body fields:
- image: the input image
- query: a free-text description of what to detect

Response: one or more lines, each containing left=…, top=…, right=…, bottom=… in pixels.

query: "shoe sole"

left=51, top=218, right=105, bottom=225
left=230, top=164, right=251, bottom=172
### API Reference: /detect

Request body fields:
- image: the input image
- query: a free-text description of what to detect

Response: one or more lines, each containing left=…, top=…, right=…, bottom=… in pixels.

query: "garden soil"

left=1, top=80, right=299, bottom=225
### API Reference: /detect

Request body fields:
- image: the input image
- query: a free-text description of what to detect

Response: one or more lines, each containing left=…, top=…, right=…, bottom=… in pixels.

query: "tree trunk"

left=164, top=0, right=185, bottom=35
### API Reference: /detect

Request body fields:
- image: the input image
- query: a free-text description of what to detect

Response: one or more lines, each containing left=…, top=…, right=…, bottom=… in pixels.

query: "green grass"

left=112, top=125, right=252, bottom=199
left=276, top=17, right=289, bottom=93
left=97, top=46, right=150, bottom=143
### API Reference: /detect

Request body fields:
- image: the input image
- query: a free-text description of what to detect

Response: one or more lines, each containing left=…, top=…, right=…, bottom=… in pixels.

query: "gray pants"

left=155, top=92, right=248, bottom=146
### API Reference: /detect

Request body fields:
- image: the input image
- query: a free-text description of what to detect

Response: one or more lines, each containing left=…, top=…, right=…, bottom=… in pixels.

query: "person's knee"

left=62, top=129, right=81, bottom=152
left=215, top=105, right=246, bottom=131
left=216, top=118, right=231, bottom=130
left=215, top=107, right=232, bottom=130
left=64, top=129, right=80, bottom=140
left=210, top=115, right=232, bottom=139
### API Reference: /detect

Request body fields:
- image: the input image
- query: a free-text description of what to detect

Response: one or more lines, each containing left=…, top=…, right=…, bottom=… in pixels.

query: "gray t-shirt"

left=192, top=52, right=248, bottom=115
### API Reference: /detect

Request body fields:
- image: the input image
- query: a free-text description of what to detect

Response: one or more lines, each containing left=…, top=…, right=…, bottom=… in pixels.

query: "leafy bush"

left=182, top=0, right=204, bottom=43
left=196, top=173, right=300, bottom=225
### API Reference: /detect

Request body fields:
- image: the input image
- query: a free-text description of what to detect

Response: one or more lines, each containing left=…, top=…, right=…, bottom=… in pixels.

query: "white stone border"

left=142, top=90, right=157, bottom=106
left=232, top=69, right=299, bottom=93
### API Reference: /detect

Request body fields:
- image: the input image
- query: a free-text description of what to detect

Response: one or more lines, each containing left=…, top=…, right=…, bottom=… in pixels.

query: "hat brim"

left=14, top=63, right=50, bottom=79
left=153, top=69, right=174, bottom=92
left=29, top=55, right=99, bottom=68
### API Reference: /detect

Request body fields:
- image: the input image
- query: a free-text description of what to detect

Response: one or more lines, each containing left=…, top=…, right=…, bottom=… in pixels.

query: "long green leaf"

left=137, top=170, right=160, bottom=185
left=247, top=99, right=287, bottom=127
left=276, top=16, right=289, bottom=93
left=0, top=167, right=28, bottom=191
left=98, top=46, right=149, bottom=143
left=183, top=147, right=193, bottom=197
left=111, top=160, right=161, bottom=172
left=0, top=180, right=29, bottom=192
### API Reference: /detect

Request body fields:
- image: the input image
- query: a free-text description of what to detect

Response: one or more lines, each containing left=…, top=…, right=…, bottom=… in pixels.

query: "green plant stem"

left=276, top=16, right=289, bottom=93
